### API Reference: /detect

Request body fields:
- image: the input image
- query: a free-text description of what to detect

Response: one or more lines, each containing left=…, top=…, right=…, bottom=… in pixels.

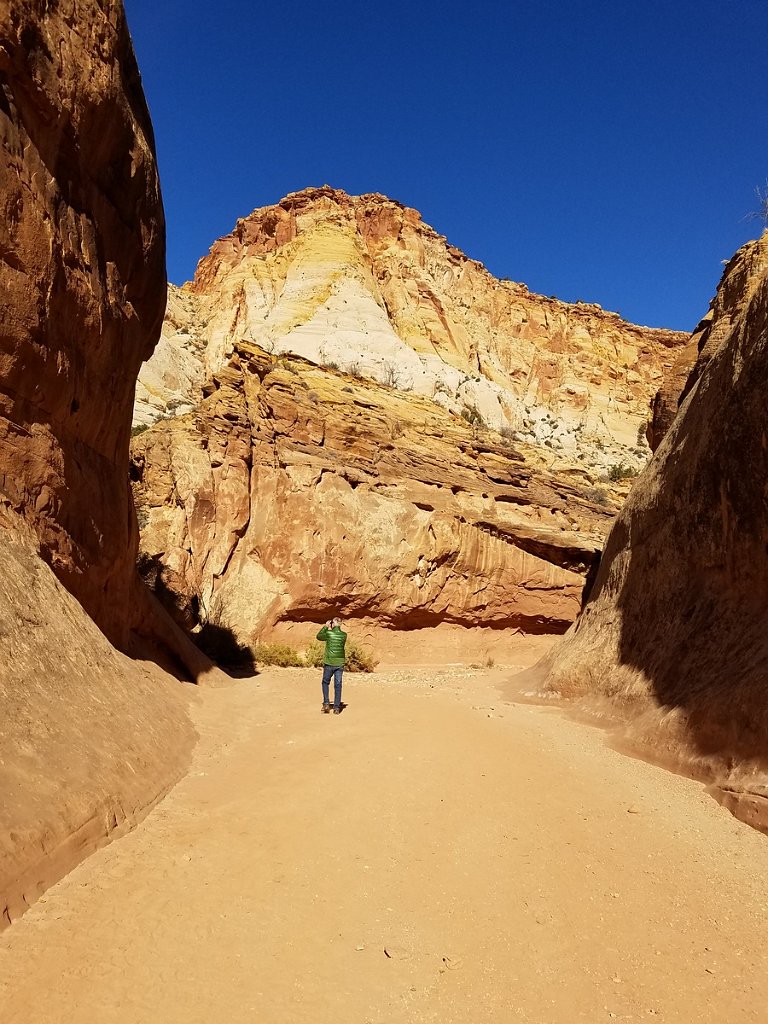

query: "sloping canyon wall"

left=0, top=0, right=196, bottom=928
left=530, top=231, right=768, bottom=831
left=136, top=187, right=686, bottom=479
left=0, top=506, right=192, bottom=928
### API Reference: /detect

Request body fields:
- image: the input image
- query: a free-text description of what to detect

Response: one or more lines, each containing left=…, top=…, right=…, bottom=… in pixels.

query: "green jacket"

left=316, top=626, right=347, bottom=667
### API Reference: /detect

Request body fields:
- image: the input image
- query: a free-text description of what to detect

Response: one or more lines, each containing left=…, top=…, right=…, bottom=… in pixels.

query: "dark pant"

left=322, top=664, right=343, bottom=707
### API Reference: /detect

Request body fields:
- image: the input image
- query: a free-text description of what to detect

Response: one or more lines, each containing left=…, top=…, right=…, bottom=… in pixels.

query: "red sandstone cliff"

left=132, top=342, right=628, bottom=657
left=131, top=189, right=686, bottom=657
left=0, top=0, right=165, bottom=647
left=0, top=0, right=200, bottom=929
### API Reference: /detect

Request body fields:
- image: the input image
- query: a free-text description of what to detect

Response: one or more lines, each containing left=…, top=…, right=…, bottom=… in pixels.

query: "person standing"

left=316, top=617, right=346, bottom=714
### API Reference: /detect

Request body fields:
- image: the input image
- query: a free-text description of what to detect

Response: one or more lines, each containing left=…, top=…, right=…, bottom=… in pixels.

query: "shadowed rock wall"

left=533, top=232, right=768, bottom=830
left=0, top=0, right=165, bottom=646
left=0, top=506, right=194, bottom=928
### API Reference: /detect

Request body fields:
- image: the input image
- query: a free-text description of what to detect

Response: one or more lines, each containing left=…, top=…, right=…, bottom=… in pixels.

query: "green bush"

left=303, top=640, right=324, bottom=668
left=608, top=462, right=638, bottom=482
left=130, top=423, right=149, bottom=437
left=460, top=405, right=484, bottom=427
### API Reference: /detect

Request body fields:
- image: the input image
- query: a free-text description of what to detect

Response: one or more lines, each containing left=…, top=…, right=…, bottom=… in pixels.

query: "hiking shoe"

left=333, top=706, right=342, bottom=714
left=322, top=703, right=331, bottom=713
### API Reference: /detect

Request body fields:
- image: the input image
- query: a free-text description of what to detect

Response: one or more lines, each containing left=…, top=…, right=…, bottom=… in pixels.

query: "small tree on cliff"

left=745, top=181, right=768, bottom=229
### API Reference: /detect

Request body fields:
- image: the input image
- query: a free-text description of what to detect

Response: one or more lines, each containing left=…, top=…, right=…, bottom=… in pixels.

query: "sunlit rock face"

left=531, top=231, right=768, bottom=832
left=0, top=0, right=166, bottom=646
left=132, top=187, right=686, bottom=651
left=132, top=343, right=630, bottom=648
left=136, top=186, right=686, bottom=476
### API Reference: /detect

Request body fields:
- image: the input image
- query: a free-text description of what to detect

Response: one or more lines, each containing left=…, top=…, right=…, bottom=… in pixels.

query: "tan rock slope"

left=132, top=341, right=625, bottom=654
left=0, top=0, right=200, bottom=928
left=0, top=505, right=193, bottom=929
left=529, top=231, right=768, bottom=830
left=136, top=187, right=686, bottom=477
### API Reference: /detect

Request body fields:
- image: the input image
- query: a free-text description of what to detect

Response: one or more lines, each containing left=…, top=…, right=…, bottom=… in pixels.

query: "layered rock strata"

left=132, top=343, right=624, bottom=651
left=136, top=187, right=687, bottom=476
left=529, top=231, right=768, bottom=830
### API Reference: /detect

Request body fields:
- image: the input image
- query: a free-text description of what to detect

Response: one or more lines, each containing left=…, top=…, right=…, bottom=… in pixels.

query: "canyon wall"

left=132, top=341, right=625, bottom=653
left=530, top=231, right=768, bottom=830
left=0, top=0, right=196, bottom=927
left=0, top=505, right=193, bottom=928
left=136, top=187, right=686, bottom=478
left=0, top=0, right=165, bottom=646
left=132, top=188, right=686, bottom=655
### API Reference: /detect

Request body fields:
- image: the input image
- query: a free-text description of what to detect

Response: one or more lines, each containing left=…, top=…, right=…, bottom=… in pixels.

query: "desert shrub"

left=346, top=639, right=378, bottom=672
left=346, top=360, right=364, bottom=378
left=381, top=360, right=405, bottom=389
left=746, top=180, right=768, bottom=228
left=304, top=638, right=378, bottom=673
left=303, top=640, right=325, bottom=668
left=253, top=642, right=305, bottom=667
left=584, top=486, right=609, bottom=506
left=460, top=405, right=484, bottom=427
left=131, top=423, right=149, bottom=437
left=608, top=462, right=638, bottom=482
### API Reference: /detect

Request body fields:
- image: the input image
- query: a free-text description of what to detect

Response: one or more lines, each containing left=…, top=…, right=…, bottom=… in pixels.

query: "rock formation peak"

left=137, top=188, right=687, bottom=479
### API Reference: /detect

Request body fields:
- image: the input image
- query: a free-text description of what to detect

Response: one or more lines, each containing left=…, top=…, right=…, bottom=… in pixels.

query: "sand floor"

left=1, top=659, right=768, bottom=1023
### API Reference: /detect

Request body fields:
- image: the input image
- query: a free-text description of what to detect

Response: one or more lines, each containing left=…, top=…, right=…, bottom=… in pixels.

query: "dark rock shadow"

left=580, top=260, right=768, bottom=769
left=137, top=552, right=257, bottom=678
left=195, top=622, right=257, bottom=677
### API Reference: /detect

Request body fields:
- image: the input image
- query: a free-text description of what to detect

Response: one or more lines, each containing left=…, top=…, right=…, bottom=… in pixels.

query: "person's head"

left=330, top=616, right=342, bottom=629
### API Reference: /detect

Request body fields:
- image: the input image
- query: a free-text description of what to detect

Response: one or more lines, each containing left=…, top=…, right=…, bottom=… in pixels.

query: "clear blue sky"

left=126, top=0, right=767, bottom=331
